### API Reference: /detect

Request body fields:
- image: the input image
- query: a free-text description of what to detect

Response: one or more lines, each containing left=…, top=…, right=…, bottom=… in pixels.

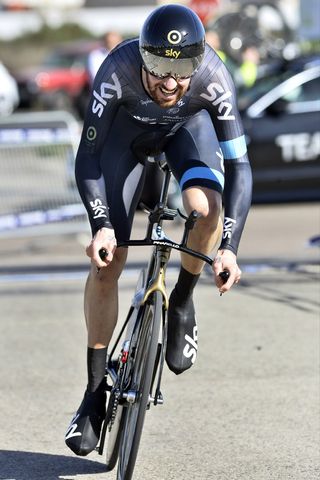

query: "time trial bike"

left=97, top=158, right=228, bottom=480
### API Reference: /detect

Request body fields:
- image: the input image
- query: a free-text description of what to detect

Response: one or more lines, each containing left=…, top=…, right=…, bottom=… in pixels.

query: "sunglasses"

left=142, top=65, right=193, bottom=81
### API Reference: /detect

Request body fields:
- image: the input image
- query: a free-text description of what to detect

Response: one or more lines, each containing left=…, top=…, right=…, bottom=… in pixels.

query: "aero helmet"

left=139, top=4, right=206, bottom=79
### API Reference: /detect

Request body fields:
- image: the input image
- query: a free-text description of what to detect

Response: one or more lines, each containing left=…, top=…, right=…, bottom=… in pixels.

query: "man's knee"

left=182, top=187, right=221, bottom=227
left=89, top=247, right=127, bottom=286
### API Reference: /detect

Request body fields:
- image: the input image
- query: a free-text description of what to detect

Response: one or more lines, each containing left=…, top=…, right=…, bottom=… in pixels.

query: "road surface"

left=0, top=203, right=319, bottom=480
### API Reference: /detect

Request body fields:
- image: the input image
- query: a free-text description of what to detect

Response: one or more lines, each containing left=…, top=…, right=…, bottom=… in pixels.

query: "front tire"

left=117, top=291, right=163, bottom=480
left=104, top=268, right=148, bottom=472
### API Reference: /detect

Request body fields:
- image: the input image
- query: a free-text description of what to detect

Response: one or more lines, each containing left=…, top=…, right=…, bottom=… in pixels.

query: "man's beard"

left=146, top=74, right=185, bottom=108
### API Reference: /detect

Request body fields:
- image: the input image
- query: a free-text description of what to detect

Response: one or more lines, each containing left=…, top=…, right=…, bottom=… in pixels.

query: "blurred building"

left=299, top=0, right=320, bottom=40
left=84, top=0, right=157, bottom=5
left=0, top=0, right=315, bottom=44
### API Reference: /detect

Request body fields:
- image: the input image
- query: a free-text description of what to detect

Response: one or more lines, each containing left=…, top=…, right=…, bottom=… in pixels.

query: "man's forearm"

left=75, top=151, right=112, bottom=235
left=219, top=161, right=252, bottom=254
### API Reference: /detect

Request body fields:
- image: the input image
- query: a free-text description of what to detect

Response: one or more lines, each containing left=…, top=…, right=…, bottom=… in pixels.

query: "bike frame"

left=97, top=160, right=219, bottom=476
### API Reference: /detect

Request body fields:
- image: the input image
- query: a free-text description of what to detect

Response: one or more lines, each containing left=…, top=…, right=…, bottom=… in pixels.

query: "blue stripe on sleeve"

left=180, top=167, right=225, bottom=190
left=219, top=135, right=247, bottom=160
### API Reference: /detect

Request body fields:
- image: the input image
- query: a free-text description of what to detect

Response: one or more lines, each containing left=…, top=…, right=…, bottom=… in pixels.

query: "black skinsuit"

left=75, top=39, right=252, bottom=254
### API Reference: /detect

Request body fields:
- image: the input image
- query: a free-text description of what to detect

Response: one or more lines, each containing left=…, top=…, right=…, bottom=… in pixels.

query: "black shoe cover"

left=166, top=287, right=198, bottom=375
left=65, top=389, right=106, bottom=456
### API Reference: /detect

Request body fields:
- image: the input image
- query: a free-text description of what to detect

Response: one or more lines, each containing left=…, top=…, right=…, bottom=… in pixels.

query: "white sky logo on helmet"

left=167, top=30, right=183, bottom=45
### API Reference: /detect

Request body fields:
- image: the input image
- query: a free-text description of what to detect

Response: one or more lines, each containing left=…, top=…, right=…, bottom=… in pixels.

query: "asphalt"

left=0, top=202, right=319, bottom=480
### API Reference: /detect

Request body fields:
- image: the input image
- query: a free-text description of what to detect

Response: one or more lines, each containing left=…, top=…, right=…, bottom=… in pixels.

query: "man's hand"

left=86, top=227, right=117, bottom=268
left=213, top=249, right=241, bottom=294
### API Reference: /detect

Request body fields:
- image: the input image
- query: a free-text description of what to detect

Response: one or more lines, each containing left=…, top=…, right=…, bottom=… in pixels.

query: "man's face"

left=143, top=69, right=191, bottom=108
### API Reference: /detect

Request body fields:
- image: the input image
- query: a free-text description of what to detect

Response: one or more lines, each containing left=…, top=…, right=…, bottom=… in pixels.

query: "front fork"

left=143, top=246, right=171, bottom=310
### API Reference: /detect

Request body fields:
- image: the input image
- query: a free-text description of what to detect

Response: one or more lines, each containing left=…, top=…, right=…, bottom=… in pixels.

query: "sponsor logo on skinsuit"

left=92, top=72, right=122, bottom=118
left=200, top=83, right=235, bottom=121
left=90, top=199, right=108, bottom=219
left=86, top=126, right=97, bottom=141
left=223, top=217, right=236, bottom=240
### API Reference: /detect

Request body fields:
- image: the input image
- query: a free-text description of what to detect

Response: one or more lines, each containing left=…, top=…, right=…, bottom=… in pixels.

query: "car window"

left=238, top=60, right=320, bottom=110
left=282, top=76, right=320, bottom=113
left=245, top=65, right=320, bottom=117
left=237, top=70, right=293, bottom=110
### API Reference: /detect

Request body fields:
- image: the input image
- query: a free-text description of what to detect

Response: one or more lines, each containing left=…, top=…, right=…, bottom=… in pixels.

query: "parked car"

left=14, top=41, right=99, bottom=119
left=239, top=55, right=320, bottom=203
left=0, top=62, right=20, bottom=116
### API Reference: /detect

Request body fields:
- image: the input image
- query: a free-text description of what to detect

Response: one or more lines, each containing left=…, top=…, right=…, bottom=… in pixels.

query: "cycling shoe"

left=166, top=287, right=198, bottom=375
left=65, top=389, right=106, bottom=456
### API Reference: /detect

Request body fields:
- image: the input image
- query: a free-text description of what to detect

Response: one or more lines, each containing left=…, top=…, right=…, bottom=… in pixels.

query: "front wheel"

left=117, top=291, right=163, bottom=480
left=104, top=270, right=147, bottom=470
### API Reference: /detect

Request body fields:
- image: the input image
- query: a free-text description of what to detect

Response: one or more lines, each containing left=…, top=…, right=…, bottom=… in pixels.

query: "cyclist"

left=65, top=3, right=252, bottom=456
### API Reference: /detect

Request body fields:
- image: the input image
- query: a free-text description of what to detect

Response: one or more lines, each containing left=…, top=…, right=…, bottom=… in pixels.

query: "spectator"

left=205, top=30, right=226, bottom=62
left=0, top=62, right=19, bottom=116
left=206, top=30, right=237, bottom=75
left=87, top=31, right=123, bottom=83
left=236, top=44, right=261, bottom=88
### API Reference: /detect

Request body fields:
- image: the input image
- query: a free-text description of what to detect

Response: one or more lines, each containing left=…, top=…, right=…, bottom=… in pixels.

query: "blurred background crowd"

left=0, top=0, right=318, bottom=119
left=0, top=0, right=319, bottom=213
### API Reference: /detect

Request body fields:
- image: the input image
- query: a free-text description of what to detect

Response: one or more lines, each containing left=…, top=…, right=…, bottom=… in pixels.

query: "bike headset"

left=139, top=4, right=206, bottom=81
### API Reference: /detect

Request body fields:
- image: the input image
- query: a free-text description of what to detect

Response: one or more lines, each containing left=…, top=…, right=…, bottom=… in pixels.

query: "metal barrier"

left=0, top=110, right=86, bottom=237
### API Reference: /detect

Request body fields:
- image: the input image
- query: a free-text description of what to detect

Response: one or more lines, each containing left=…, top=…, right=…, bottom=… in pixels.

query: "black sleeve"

left=75, top=150, right=113, bottom=234
left=75, top=61, right=123, bottom=235
left=194, top=55, right=253, bottom=254
left=219, top=161, right=252, bottom=254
